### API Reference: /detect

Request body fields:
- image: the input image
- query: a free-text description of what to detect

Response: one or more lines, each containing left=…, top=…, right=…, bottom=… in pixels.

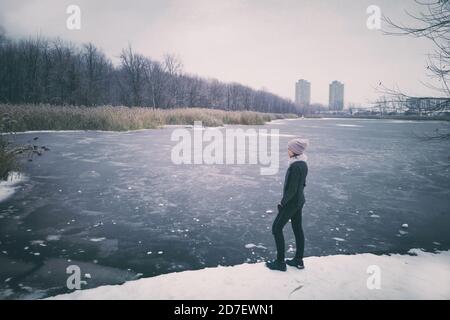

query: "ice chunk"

left=46, top=235, right=61, bottom=241
left=90, top=237, right=106, bottom=242
left=31, top=240, right=45, bottom=245
left=244, top=243, right=267, bottom=249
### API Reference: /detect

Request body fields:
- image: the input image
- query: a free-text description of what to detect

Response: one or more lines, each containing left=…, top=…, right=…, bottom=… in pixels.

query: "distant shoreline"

left=306, top=114, right=450, bottom=122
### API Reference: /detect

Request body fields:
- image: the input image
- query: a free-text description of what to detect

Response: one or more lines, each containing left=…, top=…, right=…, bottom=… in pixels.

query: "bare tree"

left=0, top=32, right=297, bottom=114
left=384, top=0, right=450, bottom=96
left=144, top=59, right=167, bottom=108
left=163, top=54, right=183, bottom=108
left=81, top=43, right=112, bottom=106
left=119, top=45, right=147, bottom=106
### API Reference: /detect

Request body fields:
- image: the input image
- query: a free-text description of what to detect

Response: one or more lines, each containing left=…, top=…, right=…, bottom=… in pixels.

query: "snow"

left=48, top=249, right=450, bottom=300
left=1, top=129, right=165, bottom=135
left=0, top=172, right=26, bottom=203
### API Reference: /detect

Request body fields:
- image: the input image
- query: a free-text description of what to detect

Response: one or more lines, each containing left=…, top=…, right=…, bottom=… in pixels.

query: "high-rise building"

left=295, top=79, right=311, bottom=106
left=329, top=81, right=344, bottom=110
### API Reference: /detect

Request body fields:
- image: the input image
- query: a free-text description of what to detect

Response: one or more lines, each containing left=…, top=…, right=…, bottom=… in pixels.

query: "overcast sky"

left=0, top=0, right=439, bottom=105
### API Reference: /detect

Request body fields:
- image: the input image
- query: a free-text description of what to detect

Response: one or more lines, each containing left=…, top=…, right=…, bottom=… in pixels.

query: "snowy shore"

left=49, top=249, right=450, bottom=300
left=0, top=172, right=26, bottom=203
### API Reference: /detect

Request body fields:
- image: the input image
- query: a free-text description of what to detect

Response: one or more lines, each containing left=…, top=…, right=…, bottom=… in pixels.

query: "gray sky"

left=0, top=0, right=440, bottom=105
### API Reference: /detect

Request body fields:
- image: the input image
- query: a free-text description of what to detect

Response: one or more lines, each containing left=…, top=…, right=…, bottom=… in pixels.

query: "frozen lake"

left=1, top=118, right=449, bottom=298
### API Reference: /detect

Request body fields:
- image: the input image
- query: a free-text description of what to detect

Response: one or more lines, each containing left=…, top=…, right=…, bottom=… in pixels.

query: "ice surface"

left=335, top=124, right=363, bottom=128
left=1, top=119, right=449, bottom=299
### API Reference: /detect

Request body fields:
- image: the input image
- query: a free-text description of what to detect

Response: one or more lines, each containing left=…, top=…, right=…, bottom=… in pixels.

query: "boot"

left=286, top=257, right=305, bottom=269
left=265, top=260, right=287, bottom=271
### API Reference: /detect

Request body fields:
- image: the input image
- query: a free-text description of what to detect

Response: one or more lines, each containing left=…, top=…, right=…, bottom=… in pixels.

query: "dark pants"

left=272, top=204, right=305, bottom=262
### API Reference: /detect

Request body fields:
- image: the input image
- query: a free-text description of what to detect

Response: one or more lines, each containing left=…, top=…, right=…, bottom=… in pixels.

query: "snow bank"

left=0, top=172, right=26, bottom=203
left=0, top=130, right=89, bottom=136
left=49, top=249, right=450, bottom=300
left=1, top=129, right=151, bottom=135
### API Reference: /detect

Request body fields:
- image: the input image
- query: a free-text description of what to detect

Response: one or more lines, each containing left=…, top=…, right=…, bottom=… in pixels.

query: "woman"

left=266, top=138, right=309, bottom=271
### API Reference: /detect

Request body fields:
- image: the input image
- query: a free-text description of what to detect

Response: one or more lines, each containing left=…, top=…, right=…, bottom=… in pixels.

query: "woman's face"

left=288, top=149, right=294, bottom=158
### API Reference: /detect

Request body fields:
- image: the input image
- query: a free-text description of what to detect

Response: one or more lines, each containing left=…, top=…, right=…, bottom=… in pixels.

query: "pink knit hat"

left=288, top=138, right=309, bottom=155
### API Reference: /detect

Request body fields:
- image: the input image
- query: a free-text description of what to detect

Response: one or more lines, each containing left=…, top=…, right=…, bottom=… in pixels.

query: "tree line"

left=0, top=32, right=297, bottom=114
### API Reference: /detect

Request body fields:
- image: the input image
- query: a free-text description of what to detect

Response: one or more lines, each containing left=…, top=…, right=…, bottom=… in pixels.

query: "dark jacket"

left=280, top=160, right=308, bottom=212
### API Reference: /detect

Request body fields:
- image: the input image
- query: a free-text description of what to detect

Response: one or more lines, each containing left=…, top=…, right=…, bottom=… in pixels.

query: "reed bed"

left=0, top=104, right=297, bottom=132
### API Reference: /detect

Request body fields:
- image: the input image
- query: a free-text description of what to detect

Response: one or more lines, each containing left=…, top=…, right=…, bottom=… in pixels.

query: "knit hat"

left=288, top=138, right=309, bottom=156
